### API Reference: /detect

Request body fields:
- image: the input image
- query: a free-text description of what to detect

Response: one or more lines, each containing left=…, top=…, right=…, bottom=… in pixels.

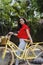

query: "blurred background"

left=0, top=0, right=43, bottom=45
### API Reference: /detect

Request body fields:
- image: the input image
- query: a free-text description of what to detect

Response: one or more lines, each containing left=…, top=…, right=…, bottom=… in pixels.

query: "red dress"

left=17, top=24, right=30, bottom=39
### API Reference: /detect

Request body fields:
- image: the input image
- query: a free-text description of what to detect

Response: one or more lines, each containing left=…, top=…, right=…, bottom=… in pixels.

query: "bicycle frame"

left=0, top=36, right=43, bottom=65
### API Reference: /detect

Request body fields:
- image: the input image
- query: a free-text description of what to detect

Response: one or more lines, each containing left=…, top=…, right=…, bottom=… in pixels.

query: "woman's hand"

left=14, top=33, right=18, bottom=36
left=30, top=39, right=33, bottom=45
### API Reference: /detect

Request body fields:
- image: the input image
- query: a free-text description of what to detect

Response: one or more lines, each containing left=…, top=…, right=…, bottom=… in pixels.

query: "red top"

left=17, top=24, right=30, bottom=39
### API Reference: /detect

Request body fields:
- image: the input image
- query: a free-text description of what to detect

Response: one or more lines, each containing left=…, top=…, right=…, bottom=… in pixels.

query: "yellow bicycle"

left=0, top=34, right=43, bottom=65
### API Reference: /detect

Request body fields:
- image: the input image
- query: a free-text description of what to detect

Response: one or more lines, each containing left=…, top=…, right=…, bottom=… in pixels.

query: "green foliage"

left=0, top=0, right=41, bottom=22
left=0, top=0, right=43, bottom=41
left=1, top=0, right=12, bottom=4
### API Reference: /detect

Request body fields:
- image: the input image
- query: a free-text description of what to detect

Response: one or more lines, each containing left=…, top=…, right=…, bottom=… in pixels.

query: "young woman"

left=9, top=17, right=33, bottom=65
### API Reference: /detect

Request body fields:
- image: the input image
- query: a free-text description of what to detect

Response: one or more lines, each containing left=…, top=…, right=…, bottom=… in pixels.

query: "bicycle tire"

left=0, top=46, right=14, bottom=65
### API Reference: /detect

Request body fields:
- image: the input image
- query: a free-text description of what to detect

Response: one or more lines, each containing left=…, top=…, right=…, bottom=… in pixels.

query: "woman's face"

left=20, top=18, right=25, bottom=25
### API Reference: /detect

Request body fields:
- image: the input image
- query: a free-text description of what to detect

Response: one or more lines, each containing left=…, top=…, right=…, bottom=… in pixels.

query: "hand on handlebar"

left=8, top=32, right=18, bottom=36
left=30, top=39, right=33, bottom=45
left=13, top=33, right=18, bottom=36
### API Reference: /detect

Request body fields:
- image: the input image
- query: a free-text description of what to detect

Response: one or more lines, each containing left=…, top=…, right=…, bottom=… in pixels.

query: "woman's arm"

left=13, top=33, right=18, bottom=36
left=8, top=32, right=18, bottom=36
left=26, top=29, right=33, bottom=44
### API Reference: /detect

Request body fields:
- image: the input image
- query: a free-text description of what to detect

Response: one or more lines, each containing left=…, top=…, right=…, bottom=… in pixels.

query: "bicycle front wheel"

left=0, top=46, right=14, bottom=65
